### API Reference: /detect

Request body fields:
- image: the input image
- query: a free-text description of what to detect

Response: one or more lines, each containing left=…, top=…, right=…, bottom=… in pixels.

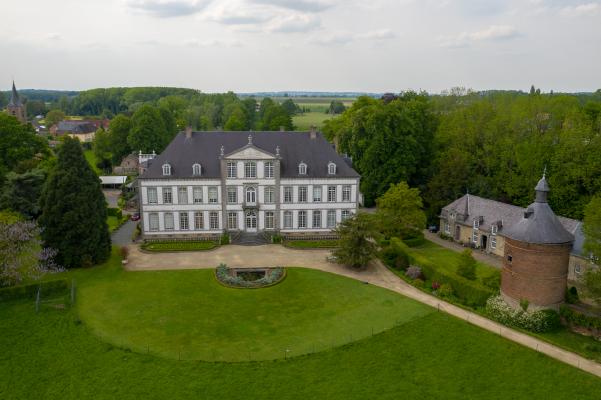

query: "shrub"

left=457, top=249, right=477, bottom=280
left=559, top=305, right=601, bottom=332
left=431, top=281, right=441, bottom=291
left=271, top=235, right=282, bottom=244
left=379, top=238, right=412, bottom=271
left=438, top=283, right=454, bottom=298
left=482, top=274, right=501, bottom=290
left=406, top=266, right=423, bottom=280
left=220, top=234, right=230, bottom=245
left=413, top=278, right=425, bottom=288
left=216, top=264, right=285, bottom=288
left=566, top=286, right=579, bottom=304
left=403, top=234, right=426, bottom=248
left=486, top=295, right=561, bottom=333
left=439, top=232, right=453, bottom=241
left=107, top=208, right=123, bottom=219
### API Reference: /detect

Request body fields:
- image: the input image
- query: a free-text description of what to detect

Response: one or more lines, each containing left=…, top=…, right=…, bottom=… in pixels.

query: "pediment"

left=225, top=145, right=275, bottom=160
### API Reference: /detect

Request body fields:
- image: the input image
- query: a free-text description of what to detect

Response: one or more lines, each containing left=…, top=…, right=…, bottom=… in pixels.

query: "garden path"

left=125, top=244, right=601, bottom=378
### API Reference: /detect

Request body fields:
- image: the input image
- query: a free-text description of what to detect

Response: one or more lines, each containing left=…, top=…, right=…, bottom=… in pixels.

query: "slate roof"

left=56, top=121, right=97, bottom=134
left=140, top=131, right=360, bottom=180
left=442, top=180, right=583, bottom=253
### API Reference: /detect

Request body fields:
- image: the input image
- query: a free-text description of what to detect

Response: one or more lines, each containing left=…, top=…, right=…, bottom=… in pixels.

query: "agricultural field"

left=270, top=96, right=355, bottom=130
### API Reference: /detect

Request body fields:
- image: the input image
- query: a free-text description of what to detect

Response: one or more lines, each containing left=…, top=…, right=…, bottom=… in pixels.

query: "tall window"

left=164, top=212, right=174, bottom=230
left=444, top=221, right=450, bottom=234
left=327, top=186, right=336, bottom=202
left=209, top=212, right=219, bottom=230
left=298, top=211, right=307, bottom=228
left=227, top=162, right=237, bottom=178
left=491, top=225, right=498, bottom=235
left=298, top=162, right=307, bottom=175
left=264, top=161, right=274, bottom=178
left=313, top=186, right=322, bottom=202
left=245, top=161, right=256, bottom=178
left=149, top=213, right=159, bottom=231
left=298, top=186, right=308, bottom=202
left=192, top=163, right=201, bottom=176
left=327, top=210, right=336, bottom=228
left=265, top=211, right=274, bottom=229
left=264, top=186, right=274, bottom=203
left=228, top=212, right=238, bottom=229
left=472, top=231, right=479, bottom=244
left=473, top=219, right=480, bottom=229
left=163, top=187, right=173, bottom=204
left=193, top=187, right=203, bottom=203
left=208, top=187, right=218, bottom=203
left=312, top=211, right=321, bottom=228
left=179, top=212, right=189, bottom=230
left=491, top=236, right=497, bottom=250
left=227, top=187, right=237, bottom=204
left=342, top=186, right=351, bottom=202
left=284, top=186, right=293, bottom=203
left=162, top=163, right=171, bottom=176
left=178, top=187, right=188, bottom=204
left=328, top=162, right=336, bottom=175
left=147, top=187, right=158, bottom=204
left=194, top=212, right=204, bottom=230
left=283, top=211, right=293, bottom=229
left=246, top=187, right=256, bottom=203
left=341, top=210, right=351, bottom=221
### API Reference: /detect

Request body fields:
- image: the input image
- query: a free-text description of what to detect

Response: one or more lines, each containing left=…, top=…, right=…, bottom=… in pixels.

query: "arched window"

left=298, top=162, right=307, bottom=175
left=246, top=187, right=256, bottom=204
left=328, top=162, right=336, bottom=175
left=162, top=163, right=171, bottom=176
left=192, top=163, right=202, bottom=176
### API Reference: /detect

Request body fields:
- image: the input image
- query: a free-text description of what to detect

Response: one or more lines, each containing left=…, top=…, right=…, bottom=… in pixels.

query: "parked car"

left=428, top=225, right=438, bottom=233
left=130, top=213, right=140, bottom=221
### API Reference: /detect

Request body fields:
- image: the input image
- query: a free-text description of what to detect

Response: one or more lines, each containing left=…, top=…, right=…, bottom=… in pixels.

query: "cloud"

left=184, top=38, right=243, bottom=47
left=311, top=29, right=397, bottom=46
left=249, top=0, right=335, bottom=13
left=439, top=25, right=521, bottom=48
left=267, top=14, right=321, bottom=32
left=559, top=2, right=600, bottom=16
left=355, top=29, right=397, bottom=41
left=125, top=0, right=211, bottom=18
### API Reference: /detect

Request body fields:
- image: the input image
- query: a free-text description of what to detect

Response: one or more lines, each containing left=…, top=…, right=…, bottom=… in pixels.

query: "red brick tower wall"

left=501, top=237, right=571, bottom=310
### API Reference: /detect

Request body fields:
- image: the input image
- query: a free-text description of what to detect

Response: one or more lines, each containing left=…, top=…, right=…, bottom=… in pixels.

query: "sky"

left=1, top=0, right=600, bottom=93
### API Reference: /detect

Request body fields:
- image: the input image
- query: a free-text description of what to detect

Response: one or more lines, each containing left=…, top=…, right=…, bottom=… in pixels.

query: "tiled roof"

left=139, top=131, right=360, bottom=180
left=56, top=121, right=97, bottom=134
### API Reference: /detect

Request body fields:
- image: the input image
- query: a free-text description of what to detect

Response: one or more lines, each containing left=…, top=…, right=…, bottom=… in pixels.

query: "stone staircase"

left=233, top=232, right=269, bottom=246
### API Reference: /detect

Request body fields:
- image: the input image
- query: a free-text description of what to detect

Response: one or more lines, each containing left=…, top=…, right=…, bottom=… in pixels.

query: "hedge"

left=0, top=279, right=69, bottom=302
left=107, top=207, right=123, bottom=219
left=403, top=235, right=426, bottom=248
left=560, top=305, right=601, bottom=331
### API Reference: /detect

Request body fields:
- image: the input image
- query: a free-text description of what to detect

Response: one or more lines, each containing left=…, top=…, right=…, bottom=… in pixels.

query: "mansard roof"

left=140, top=131, right=359, bottom=179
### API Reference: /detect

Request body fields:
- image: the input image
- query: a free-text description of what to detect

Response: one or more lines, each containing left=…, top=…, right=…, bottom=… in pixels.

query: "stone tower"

left=501, top=174, right=574, bottom=310
left=6, top=81, right=27, bottom=123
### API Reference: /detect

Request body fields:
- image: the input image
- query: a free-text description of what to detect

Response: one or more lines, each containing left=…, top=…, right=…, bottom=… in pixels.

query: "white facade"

left=139, top=145, right=360, bottom=237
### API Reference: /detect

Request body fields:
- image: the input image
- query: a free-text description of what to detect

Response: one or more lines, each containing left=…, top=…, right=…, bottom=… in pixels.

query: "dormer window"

left=298, top=162, right=307, bottom=175
left=192, top=163, right=202, bottom=176
left=328, top=162, right=336, bottom=175
left=491, top=225, right=498, bottom=235
left=162, top=163, right=171, bottom=176
left=473, top=218, right=479, bottom=229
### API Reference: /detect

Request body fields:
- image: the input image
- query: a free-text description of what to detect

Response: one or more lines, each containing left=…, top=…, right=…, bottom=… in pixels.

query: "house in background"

left=439, top=191, right=597, bottom=288
left=113, top=153, right=139, bottom=175
left=50, top=119, right=109, bottom=142
left=137, top=128, right=361, bottom=241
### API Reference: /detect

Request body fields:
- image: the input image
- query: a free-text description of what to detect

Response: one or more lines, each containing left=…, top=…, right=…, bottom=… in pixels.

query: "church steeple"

left=9, top=81, right=23, bottom=106
left=6, top=80, right=27, bottom=123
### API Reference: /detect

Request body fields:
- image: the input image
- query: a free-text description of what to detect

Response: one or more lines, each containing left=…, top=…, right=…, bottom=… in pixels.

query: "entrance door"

left=454, top=226, right=460, bottom=240
left=245, top=210, right=257, bottom=232
left=481, top=235, right=488, bottom=251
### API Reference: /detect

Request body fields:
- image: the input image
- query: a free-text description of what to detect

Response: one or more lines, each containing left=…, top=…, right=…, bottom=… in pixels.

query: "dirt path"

left=125, top=244, right=601, bottom=378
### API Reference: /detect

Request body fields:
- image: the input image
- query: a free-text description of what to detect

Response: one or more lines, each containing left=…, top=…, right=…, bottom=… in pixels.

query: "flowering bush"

left=431, top=281, right=441, bottom=290
left=485, top=295, right=560, bottom=333
left=405, top=266, right=423, bottom=280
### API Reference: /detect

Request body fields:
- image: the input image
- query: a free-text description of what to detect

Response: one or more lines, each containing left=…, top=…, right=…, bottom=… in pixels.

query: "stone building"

left=137, top=129, right=361, bottom=240
left=6, top=81, right=27, bottom=123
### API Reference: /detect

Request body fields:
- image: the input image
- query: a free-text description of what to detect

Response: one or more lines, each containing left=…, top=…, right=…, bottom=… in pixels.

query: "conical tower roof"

left=504, top=174, right=574, bottom=244
left=8, top=81, right=22, bottom=107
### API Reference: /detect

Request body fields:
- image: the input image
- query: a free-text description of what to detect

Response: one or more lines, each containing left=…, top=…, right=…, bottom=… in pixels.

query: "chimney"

left=185, top=126, right=193, bottom=139
left=310, top=125, right=317, bottom=139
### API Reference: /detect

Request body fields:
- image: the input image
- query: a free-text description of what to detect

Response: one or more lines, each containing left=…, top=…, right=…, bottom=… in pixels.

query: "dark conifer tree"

left=39, top=137, right=110, bottom=268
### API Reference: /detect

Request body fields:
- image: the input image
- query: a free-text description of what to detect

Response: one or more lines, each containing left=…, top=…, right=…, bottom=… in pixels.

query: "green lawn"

left=84, top=150, right=101, bottom=175
left=141, top=241, right=218, bottom=252
left=284, top=240, right=339, bottom=249
left=293, top=112, right=334, bottom=130
left=76, top=254, right=431, bottom=361
left=107, top=216, right=121, bottom=232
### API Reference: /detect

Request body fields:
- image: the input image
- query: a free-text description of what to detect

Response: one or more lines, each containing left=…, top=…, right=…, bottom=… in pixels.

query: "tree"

left=0, top=114, right=49, bottom=173
left=26, top=100, right=46, bottom=118
left=332, top=213, right=379, bottom=269
left=127, top=105, right=169, bottom=153
left=93, top=128, right=113, bottom=171
left=584, top=269, right=601, bottom=305
left=39, top=137, right=110, bottom=268
left=0, top=211, right=61, bottom=287
left=0, top=169, right=46, bottom=218
left=280, top=99, right=300, bottom=116
left=108, top=114, right=132, bottom=164
left=375, top=181, right=426, bottom=238
left=328, top=100, right=346, bottom=114
left=583, top=195, right=601, bottom=261
left=45, top=109, right=66, bottom=128
left=457, top=249, right=477, bottom=280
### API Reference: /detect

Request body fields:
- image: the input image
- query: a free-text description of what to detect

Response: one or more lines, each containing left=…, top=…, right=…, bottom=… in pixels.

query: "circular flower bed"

left=215, top=264, right=286, bottom=288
